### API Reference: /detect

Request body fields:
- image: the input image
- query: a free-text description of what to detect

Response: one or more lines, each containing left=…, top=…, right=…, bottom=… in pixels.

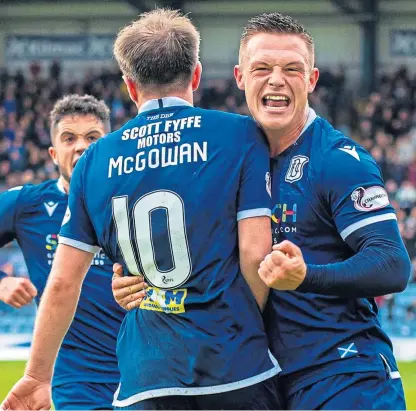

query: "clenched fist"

left=258, top=240, right=307, bottom=290
left=0, top=276, right=37, bottom=308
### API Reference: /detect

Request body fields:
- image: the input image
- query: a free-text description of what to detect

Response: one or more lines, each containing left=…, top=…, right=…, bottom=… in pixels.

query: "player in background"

left=1, top=9, right=281, bottom=411
left=0, top=95, right=131, bottom=410
left=235, top=13, right=410, bottom=410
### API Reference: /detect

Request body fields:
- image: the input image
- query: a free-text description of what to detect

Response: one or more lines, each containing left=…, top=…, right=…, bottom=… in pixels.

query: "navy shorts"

left=287, top=369, right=406, bottom=410
left=52, top=381, right=119, bottom=410
left=115, top=376, right=283, bottom=410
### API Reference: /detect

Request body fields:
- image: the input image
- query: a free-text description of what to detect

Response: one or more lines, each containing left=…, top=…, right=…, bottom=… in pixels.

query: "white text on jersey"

left=109, top=116, right=207, bottom=178
left=108, top=142, right=207, bottom=177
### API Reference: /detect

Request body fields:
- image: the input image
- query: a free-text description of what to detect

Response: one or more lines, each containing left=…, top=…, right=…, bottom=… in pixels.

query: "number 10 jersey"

left=59, top=97, right=280, bottom=407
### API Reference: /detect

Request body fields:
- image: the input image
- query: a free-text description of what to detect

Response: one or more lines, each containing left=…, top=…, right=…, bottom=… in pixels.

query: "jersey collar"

left=271, top=107, right=317, bottom=159
left=56, top=178, right=67, bottom=195
left=299, top=107, right=317, bottom=137
left=138, top=97, right=193, bottom=114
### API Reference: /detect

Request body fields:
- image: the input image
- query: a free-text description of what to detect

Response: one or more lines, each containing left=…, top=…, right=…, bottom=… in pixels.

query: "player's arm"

left=0, top=187, right=38, bottom=308
left=297, top=144, right=410, bottom=297
left=1, top=152, right=98, bottom=411
left=237, top=119, right=272, bottom=310
left=238, top=217, right=272, bottom=310
left=25, top=244, right=93, bottom=380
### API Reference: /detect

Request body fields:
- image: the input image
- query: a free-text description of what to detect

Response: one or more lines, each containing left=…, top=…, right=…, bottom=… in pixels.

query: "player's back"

left=68, top=97, right=279, bottom=406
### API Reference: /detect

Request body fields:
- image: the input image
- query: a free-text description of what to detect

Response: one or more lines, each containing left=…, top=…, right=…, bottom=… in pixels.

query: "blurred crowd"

left=0, top=61, right=416, bottom=323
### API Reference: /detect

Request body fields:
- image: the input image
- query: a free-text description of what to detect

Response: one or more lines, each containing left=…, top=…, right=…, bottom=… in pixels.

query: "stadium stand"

left=0, top=61, right=415, bottom=339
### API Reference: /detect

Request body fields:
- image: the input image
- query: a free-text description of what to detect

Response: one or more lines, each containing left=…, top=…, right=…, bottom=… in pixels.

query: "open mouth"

left=262, top=95, right=290, bottom=110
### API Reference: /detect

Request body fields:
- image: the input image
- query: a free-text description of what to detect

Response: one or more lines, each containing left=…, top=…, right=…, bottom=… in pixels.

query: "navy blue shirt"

left=59, top=97, right=280, bottom=407
left=264, top=109, right=399, bottom=394
left=0, top=179, right=125, bottom=387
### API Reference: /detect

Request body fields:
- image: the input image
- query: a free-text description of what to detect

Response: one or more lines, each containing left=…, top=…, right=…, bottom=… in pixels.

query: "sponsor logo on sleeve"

left=351, top=186, right=389, bottom=211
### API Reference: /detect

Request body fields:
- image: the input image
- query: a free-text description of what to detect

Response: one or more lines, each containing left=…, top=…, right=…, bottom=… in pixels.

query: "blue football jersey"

left=59, top=97, right=280, bottom=407
left=264, top=109, right=399, bottom=394
left=0, top=180, right=125, bottom=387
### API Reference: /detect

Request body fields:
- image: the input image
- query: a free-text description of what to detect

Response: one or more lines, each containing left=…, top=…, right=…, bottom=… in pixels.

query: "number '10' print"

left=112, top=190, right=192, bottom=289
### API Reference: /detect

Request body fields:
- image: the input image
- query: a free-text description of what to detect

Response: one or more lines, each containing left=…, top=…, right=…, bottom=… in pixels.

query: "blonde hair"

left=114, top=8, right=200, bottom=92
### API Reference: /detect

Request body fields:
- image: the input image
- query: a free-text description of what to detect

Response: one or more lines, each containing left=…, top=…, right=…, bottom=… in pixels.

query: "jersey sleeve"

left=237, top=119, right=272, bottom=221
left=0, top=186, right=23, bottom=246
left=59, top=151, right=100, bottom=254
left=321, top=141, right=396, bottom=241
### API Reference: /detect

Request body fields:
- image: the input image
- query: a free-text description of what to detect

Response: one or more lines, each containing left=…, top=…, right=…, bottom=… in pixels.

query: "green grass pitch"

left=1, top=361, right=415, bottom=408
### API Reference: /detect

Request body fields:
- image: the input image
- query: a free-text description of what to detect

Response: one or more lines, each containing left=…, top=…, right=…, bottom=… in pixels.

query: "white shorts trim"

left=112, top=350, right=280, bottom=407
left=389, top=371, right=401, bottom=379
left=379, top=353, right=401, bottom=380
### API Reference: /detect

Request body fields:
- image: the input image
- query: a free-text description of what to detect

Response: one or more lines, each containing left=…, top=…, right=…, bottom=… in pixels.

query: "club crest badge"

left=285, top=155, right=309, bottom=183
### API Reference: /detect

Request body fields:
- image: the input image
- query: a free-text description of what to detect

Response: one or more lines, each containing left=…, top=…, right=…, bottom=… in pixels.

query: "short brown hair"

left=50, top=94, right=111, bottom=142
left=114, top=8, right=200, bottom=91
left=240, top=13, right=315, bottom=65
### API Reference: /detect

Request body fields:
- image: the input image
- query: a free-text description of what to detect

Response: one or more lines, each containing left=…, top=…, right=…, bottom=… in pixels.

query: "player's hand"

left=112, top=263, right=148, bottom=311
left=0, top=276, right=37, bottom=308
left=0, top=374, right=51, bottom=410
left=258, top=240, right=306, bottom=290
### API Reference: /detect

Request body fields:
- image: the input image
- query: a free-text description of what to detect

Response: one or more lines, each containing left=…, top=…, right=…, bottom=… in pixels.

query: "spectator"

left=396, top=180, right=416, bottom=210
